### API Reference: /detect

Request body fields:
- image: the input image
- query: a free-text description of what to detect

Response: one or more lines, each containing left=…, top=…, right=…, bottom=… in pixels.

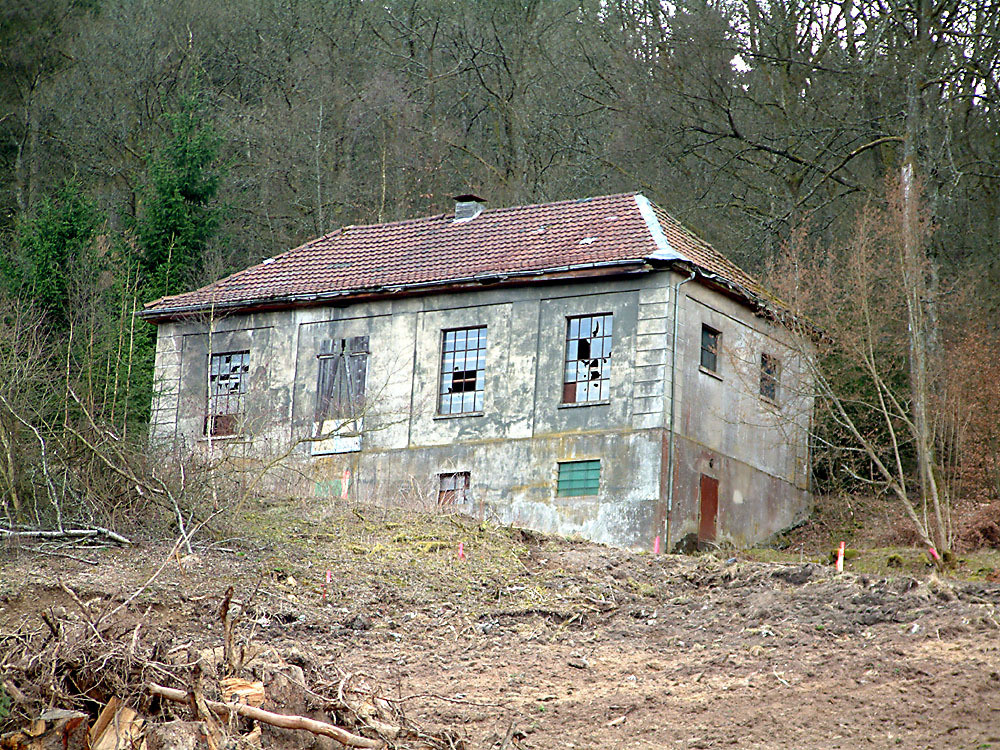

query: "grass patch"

left=741, top=548, right=824, bottom=565
left=743, top=544, right=1000, bottom=581
left=233, top=499, right=571, bottom=618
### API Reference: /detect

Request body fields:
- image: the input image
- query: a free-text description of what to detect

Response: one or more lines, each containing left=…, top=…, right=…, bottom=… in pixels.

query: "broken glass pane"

left=439, top=326, right=487, bottom=414
left=563, top=314, right=612, bottom=404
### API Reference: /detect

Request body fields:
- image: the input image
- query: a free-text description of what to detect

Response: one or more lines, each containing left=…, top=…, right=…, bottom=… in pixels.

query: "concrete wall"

left=148, top=269, right=812, bottom=550
left=664, top=281, right=814, bottom=547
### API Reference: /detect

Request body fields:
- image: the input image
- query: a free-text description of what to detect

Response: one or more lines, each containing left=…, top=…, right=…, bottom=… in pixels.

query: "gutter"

left=664, top=265, right=697, bottom=551
left=139, top=258, right=651, bottom=322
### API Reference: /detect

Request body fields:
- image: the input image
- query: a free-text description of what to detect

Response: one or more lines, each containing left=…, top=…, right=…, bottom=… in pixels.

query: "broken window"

left=700, top=324, right=721, bottom=374
left=556, top=459, right=601, bottom=497
left=563, top=314, right=612, bottom=403
left=439, top=326, right=487, bottom=415
left=438, top=472, right=470, bottom=506
left=316, top=336, right=369, bottom=421
left=205, top=350, right=249, bottom=436
left=760, top=352, right=780, bottom=402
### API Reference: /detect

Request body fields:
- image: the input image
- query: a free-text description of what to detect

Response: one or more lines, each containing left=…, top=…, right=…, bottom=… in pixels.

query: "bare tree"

left=769, top=174, right=962, bottom=562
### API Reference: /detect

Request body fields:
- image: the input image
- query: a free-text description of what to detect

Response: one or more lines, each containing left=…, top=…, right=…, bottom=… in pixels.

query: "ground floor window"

left=556, top=459, right=601, bottom=497
left=438, top=472, right=470, bottom=506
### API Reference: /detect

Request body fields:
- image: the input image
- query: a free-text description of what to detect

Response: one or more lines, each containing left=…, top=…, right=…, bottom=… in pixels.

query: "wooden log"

left=0, top=527, right=131, bottom=545
left=0, top=710, right=88, bottom=750
left=147, top=684, right=382, bottom=750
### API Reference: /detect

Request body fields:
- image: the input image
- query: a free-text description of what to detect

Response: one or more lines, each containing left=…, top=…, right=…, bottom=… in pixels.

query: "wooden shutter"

left=316, top=337, right=368, bottom=420
left=346, top=336, right=369, bottom=413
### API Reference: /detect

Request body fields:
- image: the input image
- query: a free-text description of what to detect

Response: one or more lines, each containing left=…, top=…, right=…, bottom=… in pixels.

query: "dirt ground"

left=2, top=502, right=999, bottom=750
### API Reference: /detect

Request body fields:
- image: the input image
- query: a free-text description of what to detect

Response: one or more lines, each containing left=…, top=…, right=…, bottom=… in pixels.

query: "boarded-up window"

left=563, top=314, right=612, bottom=403
left=438, top=472, right=470, bottom=506
left=700, top=324, right=720, bottom=373
left=760, top=352, right=780, bottom=402
left=439, top=327, right=487, bottom=415
left=206, top=351, right=249, bottom=436
left=556, top=459, right=601, bottom=497
left=316, top=336, right=369, bottom=421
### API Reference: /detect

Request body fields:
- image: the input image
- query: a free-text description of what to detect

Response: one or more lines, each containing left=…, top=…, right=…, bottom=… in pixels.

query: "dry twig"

left=148, top=683, right=383, bottom=749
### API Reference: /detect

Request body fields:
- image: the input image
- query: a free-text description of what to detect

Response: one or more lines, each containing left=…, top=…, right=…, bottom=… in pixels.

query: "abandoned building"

left=140, top=193, right=813, bottom=551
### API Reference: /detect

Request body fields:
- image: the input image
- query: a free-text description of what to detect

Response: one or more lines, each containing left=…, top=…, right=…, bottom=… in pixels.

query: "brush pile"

left=0, top=582, right=461, bottom=750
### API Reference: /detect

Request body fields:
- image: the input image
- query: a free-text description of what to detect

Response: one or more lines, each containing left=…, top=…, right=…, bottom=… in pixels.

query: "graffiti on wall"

left=313, top=468, right=351, bottom=499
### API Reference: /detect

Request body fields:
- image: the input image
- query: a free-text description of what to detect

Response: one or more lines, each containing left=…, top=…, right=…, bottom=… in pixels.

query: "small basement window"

left=760, top=352, right=780, bottom=402
left=439, top=326, right=487, bottom=414
left=438, top=472, right=470, bottom=506
left=563, top=313, right=613, bottom=403
left=556, top=459, right=601, bottom=497
left=700, top=324, right=720, bottom=374
left=206, top=350, right=249, bottom=436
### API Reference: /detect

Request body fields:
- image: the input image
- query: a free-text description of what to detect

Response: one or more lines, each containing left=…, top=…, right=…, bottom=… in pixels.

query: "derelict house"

left=140, top=193, right=812, bottom=551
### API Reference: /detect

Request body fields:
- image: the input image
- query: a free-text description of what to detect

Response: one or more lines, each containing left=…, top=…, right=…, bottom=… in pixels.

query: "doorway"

left=699, top=474, right=719, bottom=544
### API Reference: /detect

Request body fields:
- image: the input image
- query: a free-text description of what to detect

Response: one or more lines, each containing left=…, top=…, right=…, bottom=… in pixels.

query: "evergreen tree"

left=5, top=177, right=103, bottom=330
left=137, top=92, right=222, bottom=300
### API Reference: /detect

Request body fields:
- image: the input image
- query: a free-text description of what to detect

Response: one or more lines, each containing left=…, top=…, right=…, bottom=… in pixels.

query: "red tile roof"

left=141, top=193, right=765, bottom=319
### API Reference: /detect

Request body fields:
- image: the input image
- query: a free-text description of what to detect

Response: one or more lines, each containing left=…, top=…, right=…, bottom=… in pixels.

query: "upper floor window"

left=700, top=324, right=721, bottom=374
left=760, top=352, right=780, bottom=403
left=439, top=326, right=487, bottom=414
left=563, top=314, right=612, bottom=403
left=316, top=336, right=369, bottom=421
left=206, top=350, right=249, bottom=436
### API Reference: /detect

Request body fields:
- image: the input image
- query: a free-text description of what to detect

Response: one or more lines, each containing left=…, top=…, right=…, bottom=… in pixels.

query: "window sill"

left=699, top=366, right=723, bottom=382
left=760, top=396, right=780, bottom=408
left=199, top=434, right=249, bottom=443
left=434, top=411, right=485, bottom=420
left=558, top=400, right=611, bottom=409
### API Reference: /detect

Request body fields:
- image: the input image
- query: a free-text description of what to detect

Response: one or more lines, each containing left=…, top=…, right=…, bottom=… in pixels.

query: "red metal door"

left=699, top=475, right=719, bottom=543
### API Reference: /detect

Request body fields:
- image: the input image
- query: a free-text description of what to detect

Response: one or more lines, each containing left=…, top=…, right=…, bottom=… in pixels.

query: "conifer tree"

left=5, top=177, right=103, bottom=330
left=137, top=91, right=222, bottom=301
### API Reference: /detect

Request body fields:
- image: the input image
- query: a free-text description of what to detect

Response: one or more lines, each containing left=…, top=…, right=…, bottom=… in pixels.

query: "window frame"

left=556, top=459, right=602, bottom=497
left=700, top=324, right=721, bottom=375
left=438, top=471, right=470, bottom=506
left=760, top=352, right=780, bottom=403
left=205, top=350, right=250, bottom=437
left=562, top=313, right=613, bottom=404
left=316, top=336, right=369, bottom=422
left=313, top=336, right=370, bottom=454
left=438, top=326, right=487, bottom=416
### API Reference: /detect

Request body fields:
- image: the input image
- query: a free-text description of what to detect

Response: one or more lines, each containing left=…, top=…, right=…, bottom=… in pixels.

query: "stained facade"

left=142, top=193, right=812, bottom=551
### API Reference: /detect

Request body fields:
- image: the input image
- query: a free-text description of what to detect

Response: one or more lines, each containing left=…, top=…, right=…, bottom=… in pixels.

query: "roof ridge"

left=330, top=192, right=640, bottom=233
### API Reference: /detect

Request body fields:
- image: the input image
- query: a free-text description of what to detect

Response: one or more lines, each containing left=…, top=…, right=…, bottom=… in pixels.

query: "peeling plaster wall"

left=148, top=270, right=812, bottom=551
left=664, top=277, right=814, bottom=548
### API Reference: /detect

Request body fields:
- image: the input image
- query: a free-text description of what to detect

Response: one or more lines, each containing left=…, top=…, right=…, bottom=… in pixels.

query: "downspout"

left=664, top=267, right=697, bottom=550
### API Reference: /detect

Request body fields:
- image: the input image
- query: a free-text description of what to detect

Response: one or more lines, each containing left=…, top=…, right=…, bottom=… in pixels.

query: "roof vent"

left=453, top=194, right=486, bottom=222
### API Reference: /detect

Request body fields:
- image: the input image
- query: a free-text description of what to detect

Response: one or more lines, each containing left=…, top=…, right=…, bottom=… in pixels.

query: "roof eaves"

left=138, top=257, right=652, bottom=321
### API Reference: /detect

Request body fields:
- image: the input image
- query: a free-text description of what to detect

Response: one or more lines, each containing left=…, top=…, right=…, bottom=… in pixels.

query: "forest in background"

left=1, top=0, right=999, bottom=556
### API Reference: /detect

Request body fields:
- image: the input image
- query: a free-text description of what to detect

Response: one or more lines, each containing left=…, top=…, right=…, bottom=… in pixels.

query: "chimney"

left=453, top=194, right=486, bottom=222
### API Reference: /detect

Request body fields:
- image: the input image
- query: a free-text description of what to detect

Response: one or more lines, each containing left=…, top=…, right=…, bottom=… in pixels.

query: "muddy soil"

left=2, top=509, right=999, bottom=750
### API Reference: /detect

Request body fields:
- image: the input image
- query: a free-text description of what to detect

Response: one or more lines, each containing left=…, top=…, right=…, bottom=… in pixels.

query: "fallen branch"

left=0, top=527, right=131, bottom=545
left=148, top=683, right=383, bottom=749
left=28, top=548, right=99, bottom=565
